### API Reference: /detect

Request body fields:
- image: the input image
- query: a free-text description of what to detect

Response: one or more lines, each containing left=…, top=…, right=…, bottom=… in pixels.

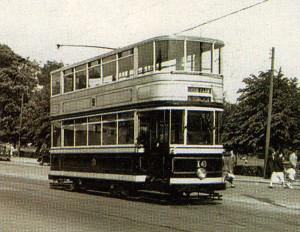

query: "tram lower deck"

left=49, top=146, right=225, bottom=197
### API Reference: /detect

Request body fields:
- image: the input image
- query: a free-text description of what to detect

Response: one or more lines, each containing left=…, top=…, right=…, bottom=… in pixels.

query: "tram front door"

left=138, top=110, right=170, bottom=179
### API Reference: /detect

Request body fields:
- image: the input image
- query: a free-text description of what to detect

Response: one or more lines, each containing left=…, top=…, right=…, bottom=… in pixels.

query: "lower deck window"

left=88, top=124, right=101, bottom=145
left=52, top=122, right=61, bottom=147
left=187, top=111, right=213, bottom=145
left=52, top=108, right=220, bottom=148
left=63, top=125, right=74, bottom=146
left=118, top=120, right=134, bottom=144
left=171, top=110, right=184, bottom=144
left=102, top=122, right=117, bottom=145
left=75, top=124, right=87, bottom=146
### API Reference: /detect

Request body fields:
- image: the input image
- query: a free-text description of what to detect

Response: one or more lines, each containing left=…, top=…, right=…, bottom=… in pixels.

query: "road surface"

left=0, top=161, right=299, bottom=231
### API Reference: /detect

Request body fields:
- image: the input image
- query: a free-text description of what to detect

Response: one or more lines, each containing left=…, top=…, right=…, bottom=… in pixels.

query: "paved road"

left=0, top=161, right=299, bottom=231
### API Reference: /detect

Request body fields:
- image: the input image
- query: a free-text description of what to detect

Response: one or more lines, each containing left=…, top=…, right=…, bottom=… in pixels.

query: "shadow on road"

left=51, top=186, right=223, bottom=206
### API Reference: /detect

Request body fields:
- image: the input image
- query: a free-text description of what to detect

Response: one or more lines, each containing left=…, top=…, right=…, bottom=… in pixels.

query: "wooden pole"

left=263, top=47, right=275, bottom=178
left=18, top=93, right=24, bottom=155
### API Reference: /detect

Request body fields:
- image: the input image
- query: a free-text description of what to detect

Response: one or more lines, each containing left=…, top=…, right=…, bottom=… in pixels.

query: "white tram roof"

left=51, top=35, right=224, bottom=74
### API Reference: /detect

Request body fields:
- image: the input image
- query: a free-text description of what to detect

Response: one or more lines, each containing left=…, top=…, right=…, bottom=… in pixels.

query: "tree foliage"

left=0, top=44, right=63, bottom=150
left=23, top=61, right=63, bottom=150
left=222, top=70, right=300, bottom=155
left=0, top=44, right=39, bottom=145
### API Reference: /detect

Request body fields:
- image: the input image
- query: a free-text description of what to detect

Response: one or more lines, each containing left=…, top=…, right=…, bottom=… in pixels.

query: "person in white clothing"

left=269, top=151, right=285, bottom=188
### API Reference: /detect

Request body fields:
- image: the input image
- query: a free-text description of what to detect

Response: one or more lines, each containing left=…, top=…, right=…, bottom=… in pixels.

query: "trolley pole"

left=263, top=47, right=275, bottom=178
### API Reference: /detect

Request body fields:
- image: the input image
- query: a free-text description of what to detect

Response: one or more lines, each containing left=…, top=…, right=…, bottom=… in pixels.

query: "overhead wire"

left=173, top=0, right=270, bottom=35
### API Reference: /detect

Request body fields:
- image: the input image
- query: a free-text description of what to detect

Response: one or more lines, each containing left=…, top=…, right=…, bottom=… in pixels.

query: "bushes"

left=234, top=165, right=264, bottom=177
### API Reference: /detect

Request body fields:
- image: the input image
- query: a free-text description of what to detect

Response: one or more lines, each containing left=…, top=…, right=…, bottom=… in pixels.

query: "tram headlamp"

left=196, top=168, right=207, bottom=180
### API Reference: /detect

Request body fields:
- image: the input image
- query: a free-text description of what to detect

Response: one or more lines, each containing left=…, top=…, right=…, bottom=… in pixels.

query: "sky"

left=0, top=0, right=299, bottom=102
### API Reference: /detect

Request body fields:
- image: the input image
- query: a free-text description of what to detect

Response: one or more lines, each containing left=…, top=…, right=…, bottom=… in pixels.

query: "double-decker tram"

left=49, top=35, right=226, bottom=199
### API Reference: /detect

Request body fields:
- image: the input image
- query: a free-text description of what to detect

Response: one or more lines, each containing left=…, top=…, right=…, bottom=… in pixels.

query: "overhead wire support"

left=173, top=0, right=270, bottom=35
left=57, top=44, right=117, bottom=50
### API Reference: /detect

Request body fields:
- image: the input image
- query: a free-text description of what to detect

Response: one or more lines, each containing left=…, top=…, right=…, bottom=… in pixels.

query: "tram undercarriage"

left=49, top=172, right=225, bottom=201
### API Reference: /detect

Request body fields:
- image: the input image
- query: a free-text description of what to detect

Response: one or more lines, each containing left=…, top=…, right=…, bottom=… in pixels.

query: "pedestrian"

left=223, top=149, right=236, bottom=188
left=285, top=166, right=296, bottom=189
left=269, top=150, right=286, bottom=188
left=289, top=152, right=298, bottom=169
left=284, top=152, right=298, bottom=189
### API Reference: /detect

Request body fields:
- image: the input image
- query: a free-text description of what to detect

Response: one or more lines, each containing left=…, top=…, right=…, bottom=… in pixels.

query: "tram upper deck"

left=50, top=35, right=224, bottom=118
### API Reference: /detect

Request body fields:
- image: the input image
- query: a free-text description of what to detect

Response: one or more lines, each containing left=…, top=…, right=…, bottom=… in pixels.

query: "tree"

left=24, top=61, right=63, bottom=152
left=222, top=70, right=300, bottom=156
left=0, top=44, right=39, bottom=145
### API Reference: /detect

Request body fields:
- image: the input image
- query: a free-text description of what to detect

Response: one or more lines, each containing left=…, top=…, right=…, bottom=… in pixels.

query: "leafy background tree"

left=0, top=44, right=63, bottom=155
left=22, top=61, right=63, bottom=153
left=0, top=44, right=39, bottom=145
left=222, top=70, right=300, bottom=157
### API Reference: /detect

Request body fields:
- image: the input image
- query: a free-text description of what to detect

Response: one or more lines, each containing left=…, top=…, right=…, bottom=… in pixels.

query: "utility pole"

left=263, top=47, right=275, bottom=178
left=18, top=93, right=24, bottom=155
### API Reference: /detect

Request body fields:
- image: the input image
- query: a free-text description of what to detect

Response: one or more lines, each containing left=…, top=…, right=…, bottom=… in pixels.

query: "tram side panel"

left=49, top=149, right=225, bottom=195
left=49, top=151, right=149, bottom=191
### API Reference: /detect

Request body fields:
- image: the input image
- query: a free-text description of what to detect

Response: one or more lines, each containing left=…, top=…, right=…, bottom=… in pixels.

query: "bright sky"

left=0, top=0, right=299, bottom=102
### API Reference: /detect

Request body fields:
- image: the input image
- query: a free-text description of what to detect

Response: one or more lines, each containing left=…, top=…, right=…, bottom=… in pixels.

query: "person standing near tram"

left=284, top=151, right=298, bottom=189
left=269, top=149, right=285, bottom=188
left=223, top=149, right=236, bottom=188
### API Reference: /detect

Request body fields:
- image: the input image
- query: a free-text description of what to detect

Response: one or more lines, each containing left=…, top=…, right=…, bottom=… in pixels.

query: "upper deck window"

left=75, top=64, right=87, bottom=90
left=138, top=42, right=153, bottom=74
left=155, top=40, right=184, bottom=71
left=51, top=72, right=61, bottom=96
left=187, top=41, right=211, bottom=72
left=118, top=50, right=134, bottom=79
left=88, top=60, right=101, bottom=87
left=63, top=68, right=74, bottom=93
left=186, top=41, right=222, bottom=74
left=51, top=37, right=224, bottom=96
left=103, top=55, right=116, bottom=84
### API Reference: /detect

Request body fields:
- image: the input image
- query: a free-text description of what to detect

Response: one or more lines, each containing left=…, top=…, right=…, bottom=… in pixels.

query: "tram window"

left=88, top=116, right=101, bottom=123
left=63, top=119, right=74, bottom=125
left=102, top=114, right=116, bottom=121
left=118, top=56, right=134, bottom=79
left=63, top=125, right=74, bottom=146
left=138, top=42, right=153, bottom=74
left=75, top=124, right=87, bottom=146
left=187, top=111, right=213, bottom=145
left=75, top=65, right=87, bottom=90
left=171, top=110, right=184, bottom=144
left=155, top=40, right=184, bottom=71
left=187, top=41, right=201, bottom=71
left=64, top=69, right=74, bottom=93
left=88, top=65, right=101, bottom=87
left=214, top=47, right=221, bottom=74
left=51, top=72, right=60, bottom=96
left=118, top=49, right=133, bottom=58
left=187, top=41, right=212, bottom=73
left=88, top=123, right=101, bottom=145
left=103, top=55, right=115, bottom=63
left=118, top=112, right=134, bottom=120
left=118, top=120, right=134, bottom=144
left=201, top=43, right=212, bottom=73
left=102, top=121, right=117, bottom=145
left=103, top=61, right=116, bottom=84
left=75, top=118, right=87, bottom=124
left=215, top=111, right=223, bottom=145
left=52, top=122, right=61, bottom=147
left=89, top=60, right=100, bottom=67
